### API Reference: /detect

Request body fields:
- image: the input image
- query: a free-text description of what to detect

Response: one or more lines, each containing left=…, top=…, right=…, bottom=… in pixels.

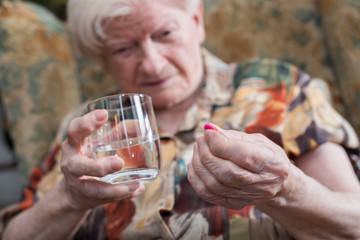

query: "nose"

left=138, top=39, right=166, bottom=76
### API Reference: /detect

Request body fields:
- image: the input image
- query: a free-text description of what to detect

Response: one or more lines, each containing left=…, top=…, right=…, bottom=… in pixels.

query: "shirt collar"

left=174, top=48, right=235, bottom=134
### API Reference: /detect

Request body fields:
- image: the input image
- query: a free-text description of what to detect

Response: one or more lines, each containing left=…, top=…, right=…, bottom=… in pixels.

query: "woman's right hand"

left=60, top=109, right=145, bottom=211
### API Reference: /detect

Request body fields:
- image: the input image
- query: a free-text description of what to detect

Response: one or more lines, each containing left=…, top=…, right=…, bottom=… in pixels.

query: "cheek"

left=183, top=49, right=203, bottom=88
left=108, top=59, right=137, bottom=90
left=114, top=75, right=136, bottom=92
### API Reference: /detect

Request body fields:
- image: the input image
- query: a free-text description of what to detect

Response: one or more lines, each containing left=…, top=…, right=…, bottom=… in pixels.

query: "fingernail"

left=128, top=182, right=140, bottom=191
left=193, top=143, right=198, bottom=151
left=110, top=157, right=124, bottom=170
left=95, top=110, right=107, bottom=121
left=204, top=123, right=217, bottom=131
left=203, top=123, right=227, bottom=137
left=131, top=183, right=145, bottom=197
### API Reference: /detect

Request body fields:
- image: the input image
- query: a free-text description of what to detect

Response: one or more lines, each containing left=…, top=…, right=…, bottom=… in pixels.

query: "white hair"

left=67, top=0, right=201, bottom=61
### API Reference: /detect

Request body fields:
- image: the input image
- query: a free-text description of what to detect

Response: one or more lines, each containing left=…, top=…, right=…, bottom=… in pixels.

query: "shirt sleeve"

left=282, top=69, right=360, bottom=177
left=232, top=59, right=360, bottom=179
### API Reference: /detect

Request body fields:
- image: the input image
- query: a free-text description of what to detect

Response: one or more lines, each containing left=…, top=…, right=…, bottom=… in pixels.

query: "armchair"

left=0, top=0, right=359, bottom=208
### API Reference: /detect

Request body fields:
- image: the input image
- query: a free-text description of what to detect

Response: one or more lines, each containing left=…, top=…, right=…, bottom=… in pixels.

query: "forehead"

left=102, top=2, right=186, bottom=38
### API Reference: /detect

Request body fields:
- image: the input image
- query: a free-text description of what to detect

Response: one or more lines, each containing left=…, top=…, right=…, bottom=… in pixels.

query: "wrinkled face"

left=102, top=2, right=205, bottom=110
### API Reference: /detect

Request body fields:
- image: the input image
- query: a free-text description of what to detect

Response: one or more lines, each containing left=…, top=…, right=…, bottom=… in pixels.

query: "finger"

left=203, top=130, right=246, bottom=160
left=193, top=141, right=283, bottom=203
left=196, top=136, right=258, bottom=188
left=187, top=161, right=218, bottom=203
left=188, top=162, right=245, bottom=209
left=130, top=182, right=145, bottom=198
left=113, top=119, right=142, bottom=139
left=67, top=110, right=108, bottom=149
left=92, top=119, right=142, bottom=147
left=62, top=152, right=124, bottom=177
left=77, top=180, right=145, bottom=203
left=191, top=143, right=243, bottom=198
left=198, top=135, right=289, bottom=196
left=204, top=123, right=266, bottom=144
left=203, top=130, right=273, bottom=172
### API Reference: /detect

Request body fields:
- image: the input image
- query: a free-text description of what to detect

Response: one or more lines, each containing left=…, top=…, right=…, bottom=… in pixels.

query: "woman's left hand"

left=188, top=127, right=291, bottom=209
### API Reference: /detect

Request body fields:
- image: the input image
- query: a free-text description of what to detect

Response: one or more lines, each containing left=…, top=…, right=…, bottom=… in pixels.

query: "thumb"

left=204, top=123, right=252, bottom=141
left=67, top=109, right=108, bottom=148
left=203, top=123, right=232, bottom=139
left=203, top=123, right=231, bottom=158
left=203, top=123, right=250, bottom=160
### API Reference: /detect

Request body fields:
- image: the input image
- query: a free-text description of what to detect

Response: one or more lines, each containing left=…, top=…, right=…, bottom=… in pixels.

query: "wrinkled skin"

left=188, top=128, right=291, bottom=210
left=60, top=110, right=145, bottom=210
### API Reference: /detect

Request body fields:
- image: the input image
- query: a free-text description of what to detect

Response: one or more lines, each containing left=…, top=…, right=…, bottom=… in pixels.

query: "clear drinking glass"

left=87, top=93, right=161, bottom=184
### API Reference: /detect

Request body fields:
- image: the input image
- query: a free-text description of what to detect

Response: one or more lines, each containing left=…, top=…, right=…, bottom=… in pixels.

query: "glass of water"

left=87, top=93, right=161, bottom=184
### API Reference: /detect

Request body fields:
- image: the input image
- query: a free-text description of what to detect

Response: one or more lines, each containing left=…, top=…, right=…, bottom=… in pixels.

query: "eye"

left=114, top=47, right=130, bottom=54
left=113, top=45, right=136, bottom=55
left=154, top=30, right=173, bottom=40
left=161, top=30, right=171, bottom=37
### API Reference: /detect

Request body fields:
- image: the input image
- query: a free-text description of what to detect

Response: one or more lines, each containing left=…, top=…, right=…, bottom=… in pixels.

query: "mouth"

left=141, top=76, right=173, bottom=87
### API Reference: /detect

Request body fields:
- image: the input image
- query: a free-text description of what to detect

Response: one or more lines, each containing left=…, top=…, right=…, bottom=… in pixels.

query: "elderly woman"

left=2, top=0, right=360, bottom=239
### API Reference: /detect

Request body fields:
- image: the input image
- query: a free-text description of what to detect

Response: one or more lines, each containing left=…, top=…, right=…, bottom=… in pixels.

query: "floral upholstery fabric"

left=0, top=1, right=116, bottom=185
left=0, top=1, right=81, bottom=184
left=74, top=55, right=116, bottom=101
left=318, top=0, right=360, bottom=137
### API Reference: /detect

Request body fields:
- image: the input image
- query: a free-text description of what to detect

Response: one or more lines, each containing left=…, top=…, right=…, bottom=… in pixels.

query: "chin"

left=152, top=98, right=177, bottom=110
left=151, top=94, right=180, bottom=110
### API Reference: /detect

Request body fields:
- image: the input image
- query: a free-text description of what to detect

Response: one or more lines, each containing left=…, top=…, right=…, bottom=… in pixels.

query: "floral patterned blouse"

left=1, top=49, right=359, bottom=239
